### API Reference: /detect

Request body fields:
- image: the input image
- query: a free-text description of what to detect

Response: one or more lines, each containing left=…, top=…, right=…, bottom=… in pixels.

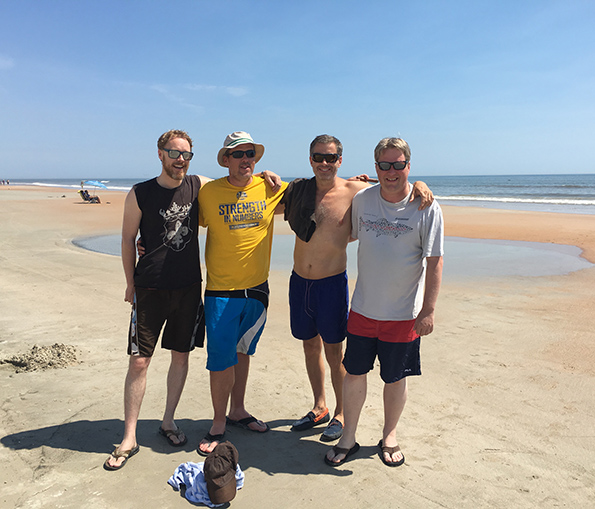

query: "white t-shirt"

left=350, top=183, right=444, bottom=321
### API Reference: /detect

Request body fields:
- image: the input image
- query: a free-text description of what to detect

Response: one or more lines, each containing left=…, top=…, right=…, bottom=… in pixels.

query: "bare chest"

left=314, top=193, right=352, bottom=233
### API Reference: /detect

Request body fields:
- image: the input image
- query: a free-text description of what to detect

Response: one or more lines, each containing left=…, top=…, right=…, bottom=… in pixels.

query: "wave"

left=436, top=195, right=595, bottom=206
left=13, top=181, right=131, bottom=192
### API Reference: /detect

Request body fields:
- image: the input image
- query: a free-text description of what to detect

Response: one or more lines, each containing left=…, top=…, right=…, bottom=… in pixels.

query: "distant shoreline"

left=7, top=173, right=595, bottom=215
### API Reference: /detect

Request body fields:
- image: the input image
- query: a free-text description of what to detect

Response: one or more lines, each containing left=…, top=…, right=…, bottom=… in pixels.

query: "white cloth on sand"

left=168, top=461, right=245, bottom=507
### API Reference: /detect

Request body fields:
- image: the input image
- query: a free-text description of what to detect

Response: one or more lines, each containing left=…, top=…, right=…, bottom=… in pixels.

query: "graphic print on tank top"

left=159, top=201, right=193, bottom=251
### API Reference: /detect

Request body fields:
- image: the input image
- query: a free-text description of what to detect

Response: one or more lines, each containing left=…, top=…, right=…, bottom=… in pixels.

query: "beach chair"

left=79, top=189, right=101, bottom=203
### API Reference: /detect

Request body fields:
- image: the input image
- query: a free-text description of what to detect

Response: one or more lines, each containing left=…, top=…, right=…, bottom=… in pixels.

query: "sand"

left=1, top=185, right=594, bottom=508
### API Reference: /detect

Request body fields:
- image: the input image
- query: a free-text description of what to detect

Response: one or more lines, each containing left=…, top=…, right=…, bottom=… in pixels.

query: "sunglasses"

left=162, top=149, right=194, bottom=161
left=376, top=161, right=409, bottom=171
left=228, top=149, right=256, bottom=159
left=311, top=153, right=340, bottom=163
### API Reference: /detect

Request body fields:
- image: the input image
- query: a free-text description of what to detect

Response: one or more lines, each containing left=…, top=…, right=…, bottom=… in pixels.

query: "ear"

left=337, top=155, right=343, bottom=167
left=158, top=148, right=163, bottom=161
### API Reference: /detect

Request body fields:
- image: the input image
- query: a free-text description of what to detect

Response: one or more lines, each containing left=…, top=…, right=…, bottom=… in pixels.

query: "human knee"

left=302, top=336, right=322, bottom=356
left=323, top=342, right=344, bottom=365
left=170, top=350, right=190, bottom=367
left=128, top=355, right=151, bottom=374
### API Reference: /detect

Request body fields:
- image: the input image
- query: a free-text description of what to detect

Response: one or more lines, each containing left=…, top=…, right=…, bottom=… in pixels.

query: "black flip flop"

left=158, top=426, right=188, bottom=447
left=324, top=442, right=360, bottom=467
left=197, top=432, right=225, bottom=457
left=226, top=415, right=270, bottom=433
left=377, top=440, right=405, bottom=467
left=103, top=444, right=140, bottom=471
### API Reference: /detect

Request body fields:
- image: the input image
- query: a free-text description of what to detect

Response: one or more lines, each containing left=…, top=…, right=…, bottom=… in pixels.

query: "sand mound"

left=0, top=343, right=78, bottom=373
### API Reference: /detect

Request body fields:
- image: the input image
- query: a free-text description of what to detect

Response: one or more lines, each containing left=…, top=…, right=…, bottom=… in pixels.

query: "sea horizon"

left=5, top=173, right=595, bottom=215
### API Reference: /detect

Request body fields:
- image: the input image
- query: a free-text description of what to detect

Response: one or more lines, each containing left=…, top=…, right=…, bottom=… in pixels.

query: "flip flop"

left=226, top=415, right=270, bottom=433
left=197, top=432, right=225, bottom=457
left=291, top=408, right=330, bottom=431
left=158, top=426, right=188, bottom=447
left=324, top=442, right=360, bottom=467
left=377, top=440, right=405, bottom=467
left=103, top=444, right=140, bottom=471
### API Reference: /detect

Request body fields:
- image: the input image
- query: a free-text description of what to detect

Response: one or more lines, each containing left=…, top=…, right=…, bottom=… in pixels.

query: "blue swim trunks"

left=204, top=281, right=269, bottom=372
left=288, top=271, right=348, bottom=344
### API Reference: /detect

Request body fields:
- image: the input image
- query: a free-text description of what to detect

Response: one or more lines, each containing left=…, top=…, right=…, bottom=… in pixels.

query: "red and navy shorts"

left=342, top=311, right=421, bottom=383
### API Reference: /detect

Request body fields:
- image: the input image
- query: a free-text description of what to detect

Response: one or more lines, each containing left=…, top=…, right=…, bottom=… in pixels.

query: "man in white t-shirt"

left=325, top=137, right=444, bottom=468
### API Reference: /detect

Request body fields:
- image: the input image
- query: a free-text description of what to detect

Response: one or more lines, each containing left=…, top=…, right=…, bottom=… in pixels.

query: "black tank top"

left=133, top=175, right=202, bottom=289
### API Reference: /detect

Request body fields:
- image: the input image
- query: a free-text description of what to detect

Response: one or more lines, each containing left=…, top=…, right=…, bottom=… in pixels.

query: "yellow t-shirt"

left=199, top=176, right=288, bottom=291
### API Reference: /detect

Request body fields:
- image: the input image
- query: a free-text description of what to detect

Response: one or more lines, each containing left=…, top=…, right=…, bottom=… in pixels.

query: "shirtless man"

left=283, top=135, right=432, bottom=441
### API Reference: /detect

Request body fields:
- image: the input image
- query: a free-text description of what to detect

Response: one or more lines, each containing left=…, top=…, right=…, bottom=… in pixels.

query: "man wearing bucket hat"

left=197, top=131, right=287, bottom=455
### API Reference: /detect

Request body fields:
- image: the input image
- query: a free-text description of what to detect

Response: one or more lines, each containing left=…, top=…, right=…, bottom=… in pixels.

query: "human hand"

left=348, top=174, right=378, bottom=183
left=124, top=284, right=135, bottom=304
left=260, top=170, right=283, bottom=193
left=414, top=309, right=434, bottom=336
left=411, top=181, right=434, bottom=210
left=137, top=237, right=146, bottom=257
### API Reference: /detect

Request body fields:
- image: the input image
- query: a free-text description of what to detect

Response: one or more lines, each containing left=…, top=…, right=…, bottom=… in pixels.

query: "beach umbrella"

left=83, top=180, right=107, bottom=189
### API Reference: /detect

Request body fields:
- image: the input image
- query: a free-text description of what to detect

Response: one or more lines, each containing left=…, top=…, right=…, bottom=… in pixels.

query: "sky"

left=1, top=0, right=594, bottom=180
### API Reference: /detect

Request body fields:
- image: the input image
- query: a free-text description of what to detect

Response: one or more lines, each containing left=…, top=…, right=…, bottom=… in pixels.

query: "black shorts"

left=128, top=283, right=205, bottom=357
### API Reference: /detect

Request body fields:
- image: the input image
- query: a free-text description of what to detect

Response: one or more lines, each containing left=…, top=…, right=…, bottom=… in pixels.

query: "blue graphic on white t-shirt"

left=359, top=217, right=412, bottom=238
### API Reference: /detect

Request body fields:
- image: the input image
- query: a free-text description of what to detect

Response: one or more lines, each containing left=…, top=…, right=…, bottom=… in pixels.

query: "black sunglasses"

left=311, top=153, right=340, bottom=163
left=162, top=149, right=194, bottom=161
left=228, top=149, right=256, bottom=159
left=376, top=161, right=409, bottom=171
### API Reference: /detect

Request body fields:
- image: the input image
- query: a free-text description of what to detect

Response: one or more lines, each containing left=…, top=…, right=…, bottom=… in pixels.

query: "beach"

left=1, top=185, right=594, bottom=508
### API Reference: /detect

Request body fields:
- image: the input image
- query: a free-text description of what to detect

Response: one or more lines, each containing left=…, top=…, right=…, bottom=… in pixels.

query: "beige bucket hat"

left=217, top=131, right=265, bottom=167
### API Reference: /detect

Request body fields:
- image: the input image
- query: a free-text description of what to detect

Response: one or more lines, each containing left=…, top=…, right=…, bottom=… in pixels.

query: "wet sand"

left=1, top=185, right=594, bottom=508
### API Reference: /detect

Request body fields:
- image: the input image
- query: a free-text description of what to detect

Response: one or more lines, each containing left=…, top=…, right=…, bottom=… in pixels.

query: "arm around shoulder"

left=411, top=181, right=434, bottom=210
left=197, top=175, right=213, bottom=187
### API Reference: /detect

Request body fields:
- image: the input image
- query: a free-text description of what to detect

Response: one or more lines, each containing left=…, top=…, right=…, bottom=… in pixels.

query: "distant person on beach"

left=196, top=131, right=286, bottom=455
left=282, top=135, right=433, bottom=442
left=104, top=129, right=210, bottom=471
left=325, top=137, right=443, bottom=467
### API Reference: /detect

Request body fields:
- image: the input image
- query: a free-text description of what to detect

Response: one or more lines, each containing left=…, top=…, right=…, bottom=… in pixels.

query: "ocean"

left=9, top=173, right=595, bottom=215
left=9, top=174, right=592, bottom=277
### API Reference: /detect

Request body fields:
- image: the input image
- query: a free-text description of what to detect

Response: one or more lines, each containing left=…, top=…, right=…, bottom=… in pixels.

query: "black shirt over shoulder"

left=281, top=177, right=317, bottom=242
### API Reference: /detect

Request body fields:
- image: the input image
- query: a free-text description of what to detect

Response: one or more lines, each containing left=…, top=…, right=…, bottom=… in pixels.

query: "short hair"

left=157, top=130, right=193, bottom=150
left=309, top=134, right=343, bottom=156
left=374, top=137, right=411, bottom=162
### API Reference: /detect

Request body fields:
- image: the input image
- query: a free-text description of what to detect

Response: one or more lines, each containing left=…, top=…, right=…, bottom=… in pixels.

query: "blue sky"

left=1, top=0, right=594, bottom=180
